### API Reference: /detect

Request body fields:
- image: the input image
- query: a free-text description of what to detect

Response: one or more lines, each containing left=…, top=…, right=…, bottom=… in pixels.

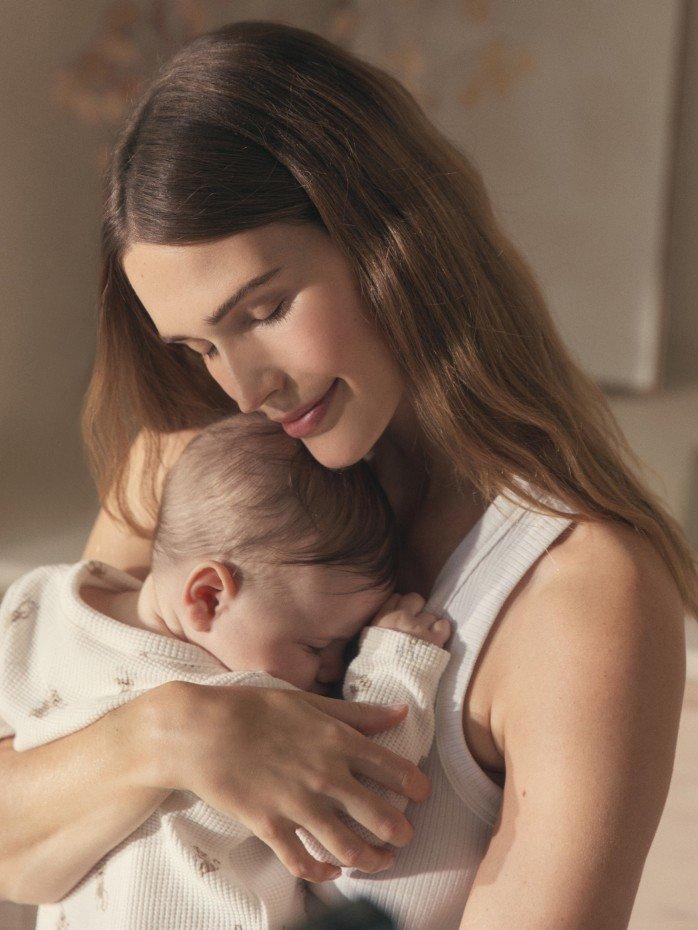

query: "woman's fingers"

left=255, top=816, right=342, bottom=884
left=298, top=695, right=431, bottom=801
left=164, top=686, right=433, bottom=883
left=303, top=692, right=410, bottom=735
left=329, top=776, right=415, bottom=848
left=346, top=732, right=431, bottom=803
left=295, top=804, right=395, bottom=873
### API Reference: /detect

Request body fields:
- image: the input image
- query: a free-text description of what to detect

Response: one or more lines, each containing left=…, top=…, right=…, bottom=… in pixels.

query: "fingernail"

left=388, top=703, right=408, bottom=711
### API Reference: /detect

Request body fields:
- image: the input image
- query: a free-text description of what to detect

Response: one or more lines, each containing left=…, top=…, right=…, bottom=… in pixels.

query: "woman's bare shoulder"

left=81, top=426, right=202, bottom=577
left=521, top=517, right=687, bottom=627
left=487, top=518, right=687, bottom=748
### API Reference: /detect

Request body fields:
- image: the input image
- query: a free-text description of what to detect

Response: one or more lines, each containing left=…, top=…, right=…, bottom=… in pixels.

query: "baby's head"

left=148, top=414, right=398, bottom=693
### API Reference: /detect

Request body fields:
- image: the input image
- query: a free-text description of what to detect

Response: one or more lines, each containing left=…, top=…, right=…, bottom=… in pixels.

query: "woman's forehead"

left=121, top=224, right=314, bottom=330
left=123, top=225, right=300, bottom=289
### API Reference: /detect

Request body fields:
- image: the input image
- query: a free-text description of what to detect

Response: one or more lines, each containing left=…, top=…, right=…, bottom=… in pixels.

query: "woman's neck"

left=367, top=398, right=488, bottom=596
left=368, top=397, right=462, bottom=524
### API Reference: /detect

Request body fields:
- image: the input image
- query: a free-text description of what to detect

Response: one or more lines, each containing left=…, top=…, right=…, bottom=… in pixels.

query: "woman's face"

left=122, top=221, right=405, bottom=468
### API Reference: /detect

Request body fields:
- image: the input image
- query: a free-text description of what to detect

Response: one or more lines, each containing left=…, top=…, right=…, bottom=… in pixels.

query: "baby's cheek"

left=271, top=651, right=319, bottom=691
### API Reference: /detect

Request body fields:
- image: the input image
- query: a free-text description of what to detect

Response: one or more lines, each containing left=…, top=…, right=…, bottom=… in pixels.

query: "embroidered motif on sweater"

left=114, top=669, right=134, bottom=692
left=94, top=863, right=108, bottom=910
left=192, top=845, right=221, bottom=876
left=10, top=597, right=37, bottom=622
left=30, top=688, right=63, bottom=718
left=347, top=673, right=372, bottom=696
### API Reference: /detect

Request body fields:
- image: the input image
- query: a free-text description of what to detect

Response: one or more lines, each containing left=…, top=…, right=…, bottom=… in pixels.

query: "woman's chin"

left=302, top=431, right=373, bottom=470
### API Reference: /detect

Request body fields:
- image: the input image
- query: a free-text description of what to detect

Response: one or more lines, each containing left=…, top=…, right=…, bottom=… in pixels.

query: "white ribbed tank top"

left=312, top=483, right=575, bottom=929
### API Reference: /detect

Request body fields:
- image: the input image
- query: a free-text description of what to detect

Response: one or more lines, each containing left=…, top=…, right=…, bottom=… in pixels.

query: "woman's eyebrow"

left=160, top=264, right=283, bottom=343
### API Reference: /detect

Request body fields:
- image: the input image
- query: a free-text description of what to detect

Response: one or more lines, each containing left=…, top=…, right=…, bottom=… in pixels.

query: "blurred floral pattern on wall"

left=53, top=0, right=538, bottom=167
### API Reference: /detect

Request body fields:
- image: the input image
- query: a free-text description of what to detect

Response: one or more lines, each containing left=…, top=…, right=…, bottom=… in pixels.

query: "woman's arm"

left=0, top=693, right=170, bottom=904
left=459, top=524, right=686, bottom=929
left=81, top=427, right=199, bottom=577
left=0, top=430, right=179, bottom=903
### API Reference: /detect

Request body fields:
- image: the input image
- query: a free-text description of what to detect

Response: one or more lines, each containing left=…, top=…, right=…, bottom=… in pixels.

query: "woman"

left=1, top=20, right=693, bottom=929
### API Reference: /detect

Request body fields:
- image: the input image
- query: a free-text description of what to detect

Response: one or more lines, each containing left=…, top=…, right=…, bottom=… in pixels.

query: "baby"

left=0, top=414, right=451, bottom=930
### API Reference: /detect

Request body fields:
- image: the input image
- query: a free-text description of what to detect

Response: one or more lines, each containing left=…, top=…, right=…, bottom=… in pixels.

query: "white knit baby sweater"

left=0, top=559, right=450, bottom=930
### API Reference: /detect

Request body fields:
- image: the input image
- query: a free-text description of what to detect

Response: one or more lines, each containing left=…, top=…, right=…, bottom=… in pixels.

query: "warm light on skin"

left=122, top=221, right=409, bottom=471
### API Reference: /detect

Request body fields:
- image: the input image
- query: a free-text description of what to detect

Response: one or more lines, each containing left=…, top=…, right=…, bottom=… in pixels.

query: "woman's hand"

left=147, top=680, right=432, bottom=883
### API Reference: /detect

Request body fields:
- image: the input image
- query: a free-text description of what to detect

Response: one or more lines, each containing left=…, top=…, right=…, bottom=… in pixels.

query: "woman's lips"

left=281, top=379, right=339, bottom=438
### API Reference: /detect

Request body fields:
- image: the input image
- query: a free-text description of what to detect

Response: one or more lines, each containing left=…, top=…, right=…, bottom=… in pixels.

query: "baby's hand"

left=369, top=592, right=451, bottom=648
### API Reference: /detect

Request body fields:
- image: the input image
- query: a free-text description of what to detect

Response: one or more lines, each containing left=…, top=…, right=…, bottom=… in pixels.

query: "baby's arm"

left=296, top=593, right=451, bottom=866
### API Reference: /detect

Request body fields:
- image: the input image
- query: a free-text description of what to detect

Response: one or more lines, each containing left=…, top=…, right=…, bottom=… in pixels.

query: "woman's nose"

left=215, top=355, right=284, bottom=414
left=235, top=388, right=272, bottom=415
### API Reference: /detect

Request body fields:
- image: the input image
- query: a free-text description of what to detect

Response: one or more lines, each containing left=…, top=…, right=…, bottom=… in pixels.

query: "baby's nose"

left=316, top=656, right=345, bottom=684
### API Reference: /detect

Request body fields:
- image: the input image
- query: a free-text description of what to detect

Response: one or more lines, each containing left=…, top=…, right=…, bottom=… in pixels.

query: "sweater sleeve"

left=0, top=572, right=37, bottom=741
left=295, top=626, right=450, bottom=866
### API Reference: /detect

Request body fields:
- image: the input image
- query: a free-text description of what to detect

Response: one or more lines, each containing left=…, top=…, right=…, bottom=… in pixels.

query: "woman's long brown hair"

left=82, top=19, right=697, bottom=618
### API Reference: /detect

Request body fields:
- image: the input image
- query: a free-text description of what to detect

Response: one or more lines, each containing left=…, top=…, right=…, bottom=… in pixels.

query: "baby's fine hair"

left=151, top=414, right=399, bottom=592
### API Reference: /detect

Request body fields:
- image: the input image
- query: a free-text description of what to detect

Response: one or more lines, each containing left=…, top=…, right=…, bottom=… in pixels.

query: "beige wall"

left=607, top=0, right=698, bottom=647
left=606, top=0, right=697, bottom=529
left=0, top=1, right=115, bottom=583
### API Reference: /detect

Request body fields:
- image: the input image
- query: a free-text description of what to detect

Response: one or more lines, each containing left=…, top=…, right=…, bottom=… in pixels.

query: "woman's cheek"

left=208, top=372, right=236, bottom=402
left=280, top=316, right=342, bottom=376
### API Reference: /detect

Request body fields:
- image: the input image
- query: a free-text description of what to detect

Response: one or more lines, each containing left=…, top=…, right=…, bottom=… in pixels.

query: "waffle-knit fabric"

left=0, top=560, right=449, bottom=930
left=310, top=480, right=575, bottom=929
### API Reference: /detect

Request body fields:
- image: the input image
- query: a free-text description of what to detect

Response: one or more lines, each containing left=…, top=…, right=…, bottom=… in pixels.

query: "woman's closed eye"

left=256, top=299, right=291, bottom=328
left=200, top=300, right=291, bottom=360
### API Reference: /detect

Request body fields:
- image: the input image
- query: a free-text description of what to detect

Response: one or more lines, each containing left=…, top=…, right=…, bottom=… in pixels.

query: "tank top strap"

left=429, top=484, right=576, bottom=825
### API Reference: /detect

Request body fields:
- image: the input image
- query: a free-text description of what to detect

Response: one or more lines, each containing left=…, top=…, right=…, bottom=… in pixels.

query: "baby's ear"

left=182, top=561, right=238, bottom=632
